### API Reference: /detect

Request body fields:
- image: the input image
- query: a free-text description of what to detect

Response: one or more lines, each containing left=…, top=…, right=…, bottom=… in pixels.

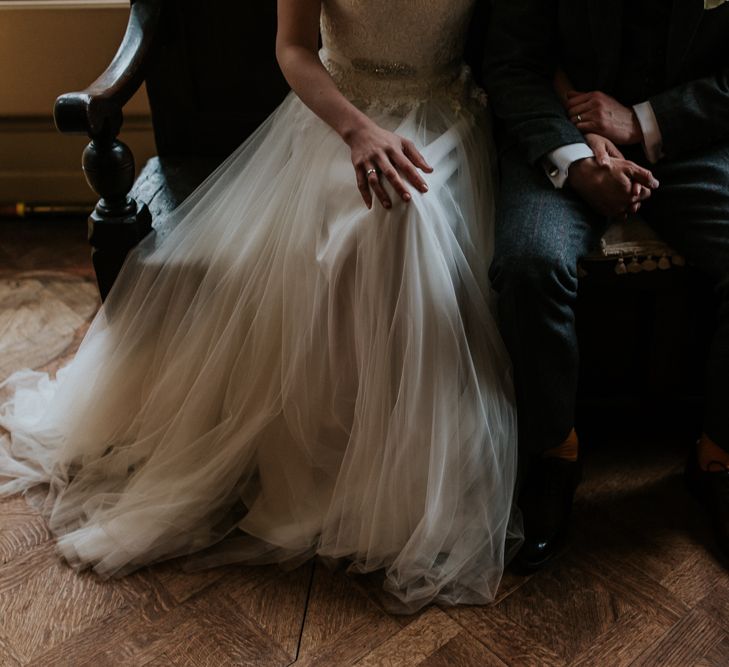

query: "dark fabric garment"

left=615, top=0, right=673, bottom=105
left=483, top=0, right=729, bottom=457
left=640, top=140, right=729, bottom=449
left=488, top=146, right=606, bottom=462
left=483, top=0, right=729, bottom=163
left=490, top=140, right=729, bottom=458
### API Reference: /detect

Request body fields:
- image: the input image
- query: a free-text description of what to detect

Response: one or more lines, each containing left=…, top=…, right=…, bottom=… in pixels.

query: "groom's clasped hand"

left=567, top=89, right=643, bottom=145
left=562, top=88, right=660, bottom=219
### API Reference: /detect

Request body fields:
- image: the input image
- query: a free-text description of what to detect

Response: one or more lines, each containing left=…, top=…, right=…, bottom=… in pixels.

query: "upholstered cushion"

left=131, top=156, right=220, bottom=222
left=581, top=215, right=685, bottom=276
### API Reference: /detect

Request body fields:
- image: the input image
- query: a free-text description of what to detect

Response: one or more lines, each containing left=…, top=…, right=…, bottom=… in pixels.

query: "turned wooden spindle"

left=80, top=131, right=151, bottom=300
left=53, top=0, right=159, bottom=301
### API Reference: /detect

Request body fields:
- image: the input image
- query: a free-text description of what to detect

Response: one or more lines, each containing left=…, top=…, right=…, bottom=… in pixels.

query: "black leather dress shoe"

left=684, top=448, right=729, bottom=562
left=515, top=457, right=582, bottom=571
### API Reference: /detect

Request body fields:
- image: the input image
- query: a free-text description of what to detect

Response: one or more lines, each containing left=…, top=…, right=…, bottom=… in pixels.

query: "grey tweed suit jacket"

left=483, top=0, right=729, bottom=165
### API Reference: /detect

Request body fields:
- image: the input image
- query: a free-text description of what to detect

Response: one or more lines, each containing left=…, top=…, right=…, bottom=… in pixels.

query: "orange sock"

left=697, top=433, right=729, bottom=471
left=542, top=428, right=579, bottom=462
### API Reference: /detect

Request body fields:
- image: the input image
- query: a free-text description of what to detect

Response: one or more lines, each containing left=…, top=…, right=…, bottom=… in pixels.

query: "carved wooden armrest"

left=53, top=0, right=162, bottom=301
left=54, top=0, right=161, bottom=140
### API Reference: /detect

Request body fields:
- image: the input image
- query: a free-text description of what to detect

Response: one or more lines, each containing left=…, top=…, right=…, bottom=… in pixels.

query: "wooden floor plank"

left=165, top=592, right=292, bottom=667
left=353, top=608, right=461, bottom=666
left=112, top=567, right=179, bottom=624
left=487, top=556, right=636, bottom=664
left=0, top=633, right=23, bottom=667
left=0, top=496, right=52, bottom=566
left=447, top=605, right=564, bottom=667
left=29, top=599, right=200, bottom=667
left=569, top=550, right=688, bottom=626
left=0, top=540, right=59, bottom=596
left=631, top=610, right=727, bottom=667
left=694, top=636, right=729, bottom=667
left=697, top=582, right=729, bottom=635
left=152, top=557, right=280, bottom=606
left=417, top=629, right=507, bottom=667
left=0, top=273, right=99, bottom=382
left=572, top=435, right=710, bottom=585
left=226, top=562, right=313, bottom=660
left=568, top=609, right=670, bottom=667
left=141, top=652, right=182, bottom=666
left=295, top=602, right=400, bottom=666
left=297, top=563, right=394, bottom=661
left=0, top=555, right=128, bottom=663
left=661, top=552, right=729, bottom=609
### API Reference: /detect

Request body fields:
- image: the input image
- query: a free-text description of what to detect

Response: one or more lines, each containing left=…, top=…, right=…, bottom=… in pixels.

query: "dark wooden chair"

left=54, top=0, right=711, bottom=428
left=54, top=0, right=490, bottom=301
left=53, top=0, right=290, bottom=300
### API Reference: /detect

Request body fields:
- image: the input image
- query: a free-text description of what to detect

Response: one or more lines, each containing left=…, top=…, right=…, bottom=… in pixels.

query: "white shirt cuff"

left=542, top=143, right=595, bottom=189
left=633, top=101, right=664, bottom=164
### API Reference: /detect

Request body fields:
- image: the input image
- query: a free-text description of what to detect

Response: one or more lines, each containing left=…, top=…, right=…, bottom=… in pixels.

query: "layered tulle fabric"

left=0, top=88, right=521, bottom=611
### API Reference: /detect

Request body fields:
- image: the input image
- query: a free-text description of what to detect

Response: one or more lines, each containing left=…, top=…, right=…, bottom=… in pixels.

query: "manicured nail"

left=652, top=179, right=660, bottom=188
left=403, top=193, right=411, bottom=201
left=421, top=183, right=429, bottom=192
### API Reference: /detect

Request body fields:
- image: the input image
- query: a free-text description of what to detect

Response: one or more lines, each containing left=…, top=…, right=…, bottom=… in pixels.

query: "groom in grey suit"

left=484, top=0, right=729, bottom=569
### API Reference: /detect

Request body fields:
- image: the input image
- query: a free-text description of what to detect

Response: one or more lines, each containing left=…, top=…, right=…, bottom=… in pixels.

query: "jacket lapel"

left=588, top=0, right=624, bottom=88
left=667, top=0, right=705, bottom=81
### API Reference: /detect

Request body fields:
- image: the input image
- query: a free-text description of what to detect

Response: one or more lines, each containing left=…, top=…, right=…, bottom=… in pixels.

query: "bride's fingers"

left=356, top=164, right=373, bottom=209
left=391, top=152, right=429, bottom=194
left=607, top=143, right=625, bottom=160
left=592, top=141, right=610, bottom=167
left=366, top=161, right=392, bottom=209
left=377, top=153, right=411, bottom=203
left=402, top=140, right=433, bottom=173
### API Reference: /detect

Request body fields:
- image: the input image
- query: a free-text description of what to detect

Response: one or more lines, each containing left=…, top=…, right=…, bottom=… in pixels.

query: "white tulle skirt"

left=0, top=89, right=521, bottom=612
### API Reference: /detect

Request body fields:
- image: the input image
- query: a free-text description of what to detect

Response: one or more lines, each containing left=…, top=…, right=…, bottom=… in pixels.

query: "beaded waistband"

left=319, top=47, right=481, bottom=114
left=320, top=47, right=460, bottom=80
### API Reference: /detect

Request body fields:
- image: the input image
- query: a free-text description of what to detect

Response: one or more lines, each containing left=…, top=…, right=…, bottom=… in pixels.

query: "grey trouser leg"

left=489, top=146, right=606, bottom=462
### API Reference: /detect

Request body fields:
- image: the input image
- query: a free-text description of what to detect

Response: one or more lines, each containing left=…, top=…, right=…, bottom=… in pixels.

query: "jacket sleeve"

left=482, top=0, right=586, bottom=165
left=649, top=68, right=729, bottom=158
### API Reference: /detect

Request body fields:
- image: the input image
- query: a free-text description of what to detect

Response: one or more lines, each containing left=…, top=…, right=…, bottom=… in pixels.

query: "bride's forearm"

left=276, top=0, right=375, bottom=144
left=276, top=44, right=372, bottom=144
left=275, top=0, right=431, bottom=210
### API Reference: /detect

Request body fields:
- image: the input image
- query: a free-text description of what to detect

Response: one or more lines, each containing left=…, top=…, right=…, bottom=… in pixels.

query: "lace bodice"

left=319, top=0, right=483, bottom=112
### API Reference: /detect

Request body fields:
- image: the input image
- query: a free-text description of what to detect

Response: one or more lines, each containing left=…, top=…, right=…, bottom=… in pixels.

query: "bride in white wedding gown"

left=0, top=0, right=521, bottom=612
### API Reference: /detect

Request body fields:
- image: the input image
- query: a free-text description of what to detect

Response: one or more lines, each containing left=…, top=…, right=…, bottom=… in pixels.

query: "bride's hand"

left=581, top=133, right=653, bottom=214
left=584, top=133, right=625, bottom=166
left=345, top=120, right=433, bottom=209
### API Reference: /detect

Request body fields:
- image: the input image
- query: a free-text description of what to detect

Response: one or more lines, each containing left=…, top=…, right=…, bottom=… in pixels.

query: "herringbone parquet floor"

left=0, top=219, right=727, bottom=666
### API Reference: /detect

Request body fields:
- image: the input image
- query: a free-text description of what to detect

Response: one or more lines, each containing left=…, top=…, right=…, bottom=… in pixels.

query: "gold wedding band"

left=366, top=168, right=377, bottom=176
